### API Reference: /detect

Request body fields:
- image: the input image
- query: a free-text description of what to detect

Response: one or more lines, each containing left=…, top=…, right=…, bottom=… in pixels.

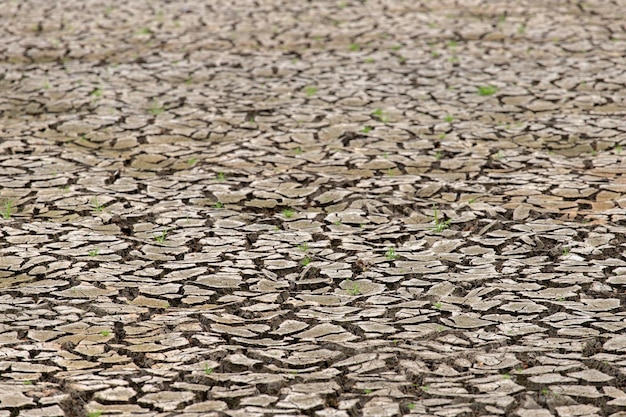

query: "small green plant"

left=407, top=403, right=416, bottom=410
left=282, top=208, right=295, bottom=218
left=149, top=100, right=164, bottom=116
left=391, top=45, right=402, bottom=51
left=541, top=388, right=549, bottom=396
left=438, top=133, right=446, bottom=139
left=361, top=126, right=373, bottom=133
left=349, top=43, right=360, bottom=51
left=371, top=108, right=390, bottom=123
left=87, top=411, right=102, bottom=417
left=502, top=373, right=511, bottom=379
left=100, top=330, right=110, bottom=336
left=216, top=172, right=226, bottom=182
left=304, top=86, right=318, bottom=96
left=433, top=301, right=442, bottom=309
left=517, top=24, right=526, bottom=34
left=301, top=257, right=311, bottom=266
left=444, top=115, right=454, bottom=123
left=385, top=247, right=398, bottom=261
left=204, top=363, right=214, bottom=375
left=88, top=248, right=99, bottom=257
left=557, top=296, right=565, bottom=302
left=447, top=40, right=458, bottom=48
left=467, top=198, right=476, bottom=204
left=431, top=205, right=451, bottom=233
left=363, top=388, right=372, bottom=394
left=154, top=229, right=168, bottom=243
left=477, top=85, right=498, bottom=96
left=92, top=197, right=104, bottom=212
left=562, top=246, right=570, bottom=256
left=1, top=200, right=13, bottom=219
left=383, top=151, right=389, bottom=159
left=213, top=201, right=224, bottom=209
left=422, top=385, right=430, bottom=391
left=23, top=380, right=32, bottom=385
left=435, top=151, right=443, bottom=160
left=135, top=27, right=151, bottom=36
left=297, top=243, right=309, bottom=252
left=333, top=219, right=342, bottom=225
left=364, top=57, right=374, bottom=64
left=187, top=157, right=197, bottom=166
left=615, top=145, right=623, bottom=153
left=386, top=168, right=395, bottom=176
left=91, top=87, right=102, bottom=98
left=294, top=147, right=303, bottom=155
left=345, top=279, right=361, bottom=296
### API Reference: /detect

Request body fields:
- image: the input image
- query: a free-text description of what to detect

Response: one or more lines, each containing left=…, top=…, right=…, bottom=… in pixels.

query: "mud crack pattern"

left=1, top=0, right=626, bottom=416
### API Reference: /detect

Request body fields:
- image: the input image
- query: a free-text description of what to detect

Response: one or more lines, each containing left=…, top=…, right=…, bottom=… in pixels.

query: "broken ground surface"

left=1, top=0, right=626, bottom=416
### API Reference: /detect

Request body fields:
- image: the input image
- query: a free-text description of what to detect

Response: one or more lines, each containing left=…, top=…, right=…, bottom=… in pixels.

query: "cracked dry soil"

left=1, top=0, right=626, bottom=416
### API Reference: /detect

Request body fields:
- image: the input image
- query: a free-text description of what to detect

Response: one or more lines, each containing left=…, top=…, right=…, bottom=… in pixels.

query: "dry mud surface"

left=1, top=0, right=626, bottom=416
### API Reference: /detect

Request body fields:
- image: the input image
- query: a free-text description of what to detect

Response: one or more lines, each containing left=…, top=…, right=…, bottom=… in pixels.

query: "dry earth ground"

left=1, top=0, right=626, bottom=416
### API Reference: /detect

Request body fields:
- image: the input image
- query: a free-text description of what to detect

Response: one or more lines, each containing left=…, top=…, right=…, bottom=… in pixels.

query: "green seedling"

left=557, top=296, right=565, bottom=302
left=364, top=57, right=374, bottom=64
left=92, top=197, right=104, bottom=212
left=187, top=157, right=197, bottom=166
left=87, top=412, right=102, bottom=417
left=386, top=168, right=395, bottom=176
left=502, top=373, right=511, bottom=379
left=282, top=208, right=295, bottom=218
left=363, top=388, right=372, bottom=394
left=204, top=363, right=214, bottom=375
left=297, top=243, right=309, bottom=252
left=436, top=325, right=445, bottom=332
left=477, top=85, right=498, bottom=96
left=385, top=247, right=398, bottom=261
left=349, top=43, right=360, bottom=51
left=216, top=172, right=226, bottom=181
left=23, top=380, right=32, bottom=385
left=562, top=246, right=570, bottom=256
left=301, top=257, right=311, bottom=266
left=447, top=40, right=458, bottom=48
left=615, top=145, right=623, bottom=153
left=100, top=330, right=110, bottom=336
left=391, top=45, right=402, bottom=51
left=372, top=108, right=384, bottom=117
left=467, top=198, right=476, bottom=204
left=1, top=200, right=13, bottom=219
left=407, top=403, right=415, bottom=410
left=88, top=248, right=99, bottom=257
left=333, top=219, right=342, bottom=225
left=361, top=126, right=373, bottom=133
left=433, top=301, right=442, bottom=309
left=398, top=55, right=406, bottom=63
left=435, top=151, right=443, bottom=160
left=91, top=87, right=102, bottom=98
left=154, top=229, right=168, bottom=243
left=304, top=86, right=318, bottom=96
left=431, top=205, right=451, bottom=233
left=517, top=24, right=526, bottom=34
left=345, top=280, right=361, bottom=296
left=383, top=151, right=389, bottom=159
left=213, top=201, right=224, bottom=209
left=422, top=385, right=430, bottom=391
left=294, top=147, right=303, bottom=155
left=149, top=100, right=164, bottom=116
left=135, top=27, right=151, bottom=36
left=444, top=115, right=454, bottom=123
left=438, top=133, right=446, bottom=139
left=541, top=388, right=549, bottom=396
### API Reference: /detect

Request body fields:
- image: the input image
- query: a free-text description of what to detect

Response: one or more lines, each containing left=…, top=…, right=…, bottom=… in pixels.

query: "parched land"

left=1, top=0, right=626, bottom=416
